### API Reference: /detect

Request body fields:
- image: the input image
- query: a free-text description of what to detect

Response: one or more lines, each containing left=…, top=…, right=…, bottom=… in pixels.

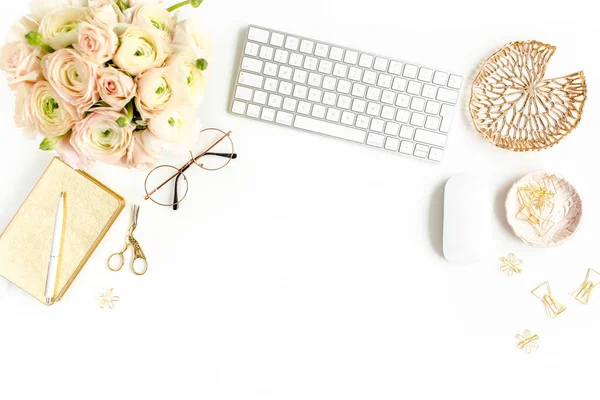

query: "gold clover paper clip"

left=97, top=288, right=120, bottom=309
left=516, top=330, right=539, bottom=354
left=531, top=282, right=566, bottom=319
left=500, top=253, right=523, bottom=276
left=573, top=269, right=600, bottom=305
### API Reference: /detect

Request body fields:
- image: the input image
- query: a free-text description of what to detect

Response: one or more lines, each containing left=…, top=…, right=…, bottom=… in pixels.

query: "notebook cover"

left=0, top=157, right=125, bottom=305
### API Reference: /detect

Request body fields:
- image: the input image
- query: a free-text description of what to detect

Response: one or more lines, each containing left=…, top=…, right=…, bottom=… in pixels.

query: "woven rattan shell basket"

left=469, top=41, right=587, bottom=151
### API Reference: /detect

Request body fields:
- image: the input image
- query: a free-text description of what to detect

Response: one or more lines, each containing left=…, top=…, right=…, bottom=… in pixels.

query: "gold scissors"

left=108, top=205, right=148, bottom=276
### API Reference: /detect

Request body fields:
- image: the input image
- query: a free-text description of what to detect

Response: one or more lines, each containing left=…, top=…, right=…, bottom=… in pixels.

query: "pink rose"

left=88, top=0, right=126, bottom=27
left=55, top=134, right=93, bottom=170
left=71, top=109, right=134, bottom=165
left=42, top=49, right=100, bottom=118
left=97, top=67, right=137, bottom=110
left=127, top=130, right=163, bottom=169
left=74, top=22, right=118, bottom=64
left=0, top=42, right=43, bottom=89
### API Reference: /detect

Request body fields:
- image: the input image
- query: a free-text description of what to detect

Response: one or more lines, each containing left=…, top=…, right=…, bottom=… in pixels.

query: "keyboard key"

left=440, top=104, right=455, bottom=133
left=373, top=57, right=389, bottom=71
left=348, top=67, right=363, bottom=81
left=388, top=61, right=403, bottom=75
left=425, top=100, right=441, bottom=115
left=270, top=32, right=284, bottom=47
left=396, top=94, right=410, bottom=108
left=384, top=122, right=400, bottom=136
left=366, top=87, right=381, bottom=101
left=304, top=56, right=318, bottom=71
left=352, top=99, right=366, bottom=113
left=370, top=119, right=384, bottom=132
left=403, top=64, right=418, bottom=78
left=333, top=63, right=348, bottom=78
left=308, top=88, right=323, bottom=102
left=278, top=65, right=292, bottom=80
left=253, top=90, right=267, bottom=104
left=261, top=107, right=275, bottom=121
left=297, top=101, right=311, bottom=115
left=356, top=115, right=370, bottom=129
left=264, top=77, right=278, bottom=91
left=278, top=81, right=293, bottom=95
left=294, top=115, right=366, bottom=143
left=300, top=40, right=314, bottom=54
left=363, top=70, right=377, bottom=85
left=341, top=111, right=356, bottom=125
left=337, top=80, right=351, bottom=94
left=235, top=86, right=253, bottom=101
left=311, top=104, right=326, bottom=118
left=246, top=103, right=261, bottom=118
left=289, top=53, right=303, bottom=67
left=315, top=43, right=329, bottom=57
left=276, top=111, right=294, bottom=125
left=285, top=36, right=299, bottom=50
left=352, top=83, right=366, bottom=97
left=323, top=91, right=337, bottom=105
left=366, top=102, right=382, bottom=116
left=308, top=73, right=323, bottom=87
left=248, top=27, right=269, bottom=43
left=415, top=129, right=446, bottom=147
left=329, top=47, right=344, bottom=61
left=377, top=74, right=392, bottom=88
left=319, top=60, right=333, bottom=74
left=274, top=49, right=289, bottom=63
left=414, top=145, right=428, bottom=158
left=422, top=84, right=438, bottom=99
left=263, top=62, right=278, bottom=76
left=259, top=46, right=274, bottom=60
left=429, top=147, right=444, bottom=162
left=238, top=71, right=263, bottom=88
left=410, top=97, right=426, bottom=112
left=337, top=95, right=351, bottom=109
left=293, top=69, right=308, bottom=83
left=437, top=87, right=459, bottom=104
left=381, top=90, right=396, bottom=105
left=326, top=108, right=341, bottom=122
left=385, top=137, right=400, bottom=151
left=399, top=125, right=414, bottom=139
left=268, top=94, right=283, bottom=108
left=448, top=74, right=463, bottom=89
left=322, top=77, right=336, bottom=90
left=344, top=50, right=359, bottom=64
left=232, top=100, right=246, bottom=114
left=359, top=54, right=374, bottom=68
left=410, top=113, right=425, bottom=127
left=245, top=42, right=260, bottom=56
left=392, top=77, right=407, bottom=92
left=282, top=97, right=297, bottom=111
left=396, top=109, right=411, bottom=123
left=367, top=132, right=385, bottom=147
left=433, top=72, right=449, bottom=87
left=418, top=68, right=433, bottom=82
left=407, top=81, right=422, bottom=95
left=381, top=106, right=395, bottom=120
left=399, top=140, right=415, bottom=154
left=293, top=85, right=308, bottom=98
left=425, top=116, right=441, bottom=131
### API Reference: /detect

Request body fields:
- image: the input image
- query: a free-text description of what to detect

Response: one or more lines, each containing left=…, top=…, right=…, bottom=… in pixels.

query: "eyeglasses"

left=144, top=128, right=237, bottom=210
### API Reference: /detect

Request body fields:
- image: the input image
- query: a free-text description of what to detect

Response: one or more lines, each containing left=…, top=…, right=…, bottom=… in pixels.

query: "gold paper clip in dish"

left=573, top=269, right=600, bottom=305
left=531, top=282, right=566, bottom=319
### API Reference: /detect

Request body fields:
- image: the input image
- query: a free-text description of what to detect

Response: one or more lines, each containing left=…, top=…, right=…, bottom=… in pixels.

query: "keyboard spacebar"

left=294, top=116, right=367, bottom=143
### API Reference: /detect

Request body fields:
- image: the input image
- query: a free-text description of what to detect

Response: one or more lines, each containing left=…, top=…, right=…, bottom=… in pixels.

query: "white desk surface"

left=1, top=0, right=599, bottom=398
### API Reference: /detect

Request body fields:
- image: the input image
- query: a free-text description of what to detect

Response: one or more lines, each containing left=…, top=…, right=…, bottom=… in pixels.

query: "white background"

left=0, top=0, right=599, bottom=398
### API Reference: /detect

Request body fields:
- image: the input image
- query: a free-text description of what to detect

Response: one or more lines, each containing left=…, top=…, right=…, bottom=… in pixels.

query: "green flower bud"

left=117, top=117, right=128, bottom=127
left=191, top=0, right=204, bottom=7
left=39, top=136, right=63, bottom=151
left=195, top=58, right=208, bottom=71
left=25, top=31, right=43, bottom=46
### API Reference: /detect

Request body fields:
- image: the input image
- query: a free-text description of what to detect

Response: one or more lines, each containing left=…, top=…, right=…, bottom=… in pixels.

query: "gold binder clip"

left=531, top=282, right=566, bottom=319
left=573, top=269, right=600, bottom=304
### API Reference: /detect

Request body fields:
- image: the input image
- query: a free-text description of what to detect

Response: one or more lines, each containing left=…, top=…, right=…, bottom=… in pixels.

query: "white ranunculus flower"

left=166, top=52, right=206, bottom=108
left=29, top=0, right=88, bottom=20
left=22, top=81, right=76, bottom=138
left=127, top=129, right=164, bottom=169
left=128, top=0, right=163, bottom=6
left=148, top=104, right=197, bottom=147
left=7, top=15, right=40, bottom=43
left=134, top=66, right=177, bottom=120
left=88, top=0, right=127, bottom=27
left=172, top=19, right=212, bottom=61
left=113, top=26, right=170, bottom=76
left=127, top=4, right=176, bottom=43
left=39, top=7, right=88, bottom=50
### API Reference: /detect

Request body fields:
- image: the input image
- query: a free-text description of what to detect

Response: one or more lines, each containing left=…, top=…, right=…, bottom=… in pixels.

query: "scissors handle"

left=107, top=246, right=127, bottom=272
left=129, top=235, right=148, bottom=276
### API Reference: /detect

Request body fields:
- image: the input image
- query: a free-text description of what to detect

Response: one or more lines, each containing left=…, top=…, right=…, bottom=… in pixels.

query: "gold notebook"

left=0, top=157, right=125, bottom=305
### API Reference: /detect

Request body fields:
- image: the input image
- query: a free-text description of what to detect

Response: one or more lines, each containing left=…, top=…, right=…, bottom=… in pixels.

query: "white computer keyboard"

left=230, top=25, right=463, bottom=163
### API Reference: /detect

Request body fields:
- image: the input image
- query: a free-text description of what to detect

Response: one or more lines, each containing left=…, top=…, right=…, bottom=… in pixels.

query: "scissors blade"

left=131, top=204, right=141, bottom=226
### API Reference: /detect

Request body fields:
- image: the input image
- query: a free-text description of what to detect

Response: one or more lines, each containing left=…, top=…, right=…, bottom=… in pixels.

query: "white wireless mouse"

left=443, top=175, right=491, bottom=265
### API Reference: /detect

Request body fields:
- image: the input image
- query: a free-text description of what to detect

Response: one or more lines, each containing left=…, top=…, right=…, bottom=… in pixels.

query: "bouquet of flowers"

left=0, top=0, right=210, bottom=169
